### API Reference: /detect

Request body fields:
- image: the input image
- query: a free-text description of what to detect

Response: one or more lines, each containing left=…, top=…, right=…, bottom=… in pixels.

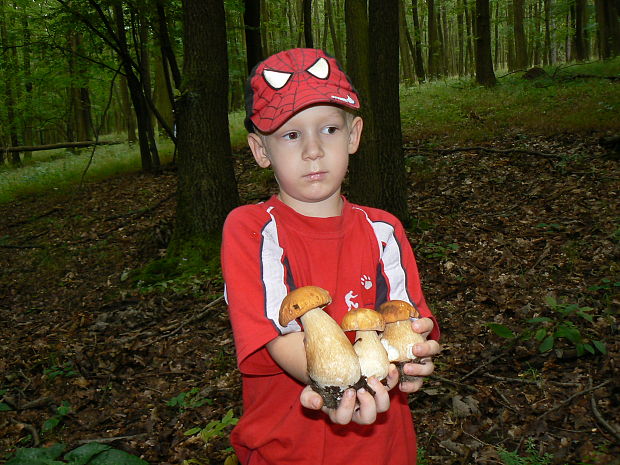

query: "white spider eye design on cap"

left=306, top=57, right=330, bottom=79
left=263, top=69, right=293, bottom=89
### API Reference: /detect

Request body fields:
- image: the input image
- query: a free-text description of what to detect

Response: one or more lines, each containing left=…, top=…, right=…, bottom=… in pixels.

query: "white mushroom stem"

left=353, top=330, right=390, bottom=381
left=381, top=319, right=425, bottom=363
left=301, top=308, right=361, bottom=388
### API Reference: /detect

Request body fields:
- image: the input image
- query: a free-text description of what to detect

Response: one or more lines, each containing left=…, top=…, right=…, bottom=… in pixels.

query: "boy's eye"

left=283, top=131, right=300, bottom=141
left=322, top=126, right=338, bottom=135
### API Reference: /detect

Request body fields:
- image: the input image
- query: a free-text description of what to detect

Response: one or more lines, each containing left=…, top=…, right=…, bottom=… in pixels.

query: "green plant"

left=0, top=389, right=12, bottom=411
left=166, top=388, right=212, bottom=411
left=418, top=242, right=459, bottom=260
left=498, top=439, right=553, bottom=465
left=44, top=362, right=78, bottom=380
left=416, top=446, right=429, bottom=465
left=42, top=401, right=71, bottom=434
left=487, top=296, right=607, bottom=356
left=5, top=442, right=148, bottom=465
left=185, top=409, right=239, bottom=444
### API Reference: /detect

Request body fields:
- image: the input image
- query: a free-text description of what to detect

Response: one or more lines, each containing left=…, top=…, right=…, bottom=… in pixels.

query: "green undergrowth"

left=400, top=57, right=620, bottom=144
left=0, top=137, right=175, bottom=204
left=128, top=236, right=222, bottom=297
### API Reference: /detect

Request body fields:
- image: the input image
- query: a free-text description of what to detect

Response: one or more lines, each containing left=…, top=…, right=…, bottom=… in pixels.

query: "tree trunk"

left=594, top=0, right=620, bottom=59
left=20, top=8, right=34, bottom=153
left=513, top=0, right=528, bottom=68
left=399, top=0, right=415, bottom=82
left=411, top=0, right=426, bottom=81
left=368, top=0, right=409, bottom=222
left=475, top=0, right=497, bottom=86
left=113, top=3, right=159, bottom=172
left=68, top=32, right=92, bottom=142
left=427, top=0, right=439, bottom=78
left=325, top=0, right=343, bottom=64
left=244, top=0, right=263, bottom=73
left=119, top=75, right=137, bottom=143
left=0, top=1, right=21, bottom=165
left=303, top=0, right=314, bottom=48
left=172, top=0, right=239, bottom=249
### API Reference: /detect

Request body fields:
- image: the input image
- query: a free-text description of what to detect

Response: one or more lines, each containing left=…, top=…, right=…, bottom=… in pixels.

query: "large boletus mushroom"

left=279, top=286, right=362, bottom=408
left=341, top=308, right=390, bottom=383
left=378, top=300, right=425, bottom=383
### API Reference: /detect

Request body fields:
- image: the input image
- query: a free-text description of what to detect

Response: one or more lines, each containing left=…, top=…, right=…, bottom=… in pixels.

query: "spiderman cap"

left=245, top=48, right=360, bottom=133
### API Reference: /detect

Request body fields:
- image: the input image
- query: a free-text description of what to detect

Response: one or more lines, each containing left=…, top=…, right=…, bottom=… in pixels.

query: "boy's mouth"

left=305, top=171, right=327, bottom=181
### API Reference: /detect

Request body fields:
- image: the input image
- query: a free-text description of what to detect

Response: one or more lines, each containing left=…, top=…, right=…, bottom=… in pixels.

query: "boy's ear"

left=248, top=133, right=272, bottom=168
left=348, top=116, right=363, bottom=154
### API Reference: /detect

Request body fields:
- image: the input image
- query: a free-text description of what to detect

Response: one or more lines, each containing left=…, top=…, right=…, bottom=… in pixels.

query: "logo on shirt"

left=345, top=290, right=359, bottom=311
left=360, top=274, right=373, bottom=290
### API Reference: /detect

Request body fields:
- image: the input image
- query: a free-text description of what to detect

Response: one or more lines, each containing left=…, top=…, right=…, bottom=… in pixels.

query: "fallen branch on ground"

left=1, top=140, right=122, bottom=153
left=405, top=145, right=563, bottom=160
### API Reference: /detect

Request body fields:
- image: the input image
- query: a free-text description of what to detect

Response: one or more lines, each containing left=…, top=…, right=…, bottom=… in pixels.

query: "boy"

left=221, top=48, right=440, bottom=465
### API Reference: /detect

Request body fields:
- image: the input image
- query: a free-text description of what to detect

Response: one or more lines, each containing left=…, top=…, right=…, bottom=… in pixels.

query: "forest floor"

left=0, top=132, right=618, bottom=465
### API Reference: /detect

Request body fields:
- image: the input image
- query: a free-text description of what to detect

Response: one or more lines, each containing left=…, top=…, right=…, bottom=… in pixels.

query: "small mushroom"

left=341, top=308, right=390, bottom=382
left=378, top=300, right=425, bottom=383
left=279, top=286, right=362, bottom=408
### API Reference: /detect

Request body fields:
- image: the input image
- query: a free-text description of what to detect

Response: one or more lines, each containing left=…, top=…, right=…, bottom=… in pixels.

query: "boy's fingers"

left=300, top=386, right=323, bottom=410
left=404, top=359, right=435, bottom=378
left=353, top=388, right=377, bottom=424
left=367, top=377, right=390, bottom=413
left=326, top=388, right=356, bottom=424
left=411, top=317, right=434, bottom=335
left=412, top=340, right=442, bottom=358
left=399, top=377, right=424, bottom=393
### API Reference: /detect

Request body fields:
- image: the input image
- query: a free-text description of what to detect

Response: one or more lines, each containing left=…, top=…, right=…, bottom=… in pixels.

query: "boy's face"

left=248, top=105, right=362, bottom=214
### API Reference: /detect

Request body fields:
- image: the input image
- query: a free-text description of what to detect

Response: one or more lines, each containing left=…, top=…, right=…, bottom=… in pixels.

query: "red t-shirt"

left=221, top=195, right=439, bottom=465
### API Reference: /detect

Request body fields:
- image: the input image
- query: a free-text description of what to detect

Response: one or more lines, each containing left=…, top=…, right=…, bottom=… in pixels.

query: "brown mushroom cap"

left=279, top=286, right=332, bottom=326
left=341, top=308, right=385, bottom=332
left=378, top=300, right=420, bottom=323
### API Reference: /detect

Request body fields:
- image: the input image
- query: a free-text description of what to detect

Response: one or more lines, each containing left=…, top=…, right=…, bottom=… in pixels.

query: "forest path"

left=1, top=133, right=618, bottom=464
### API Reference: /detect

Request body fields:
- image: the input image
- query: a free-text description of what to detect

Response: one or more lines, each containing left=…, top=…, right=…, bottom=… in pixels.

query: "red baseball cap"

left=245, top=48, right=360, bottom=133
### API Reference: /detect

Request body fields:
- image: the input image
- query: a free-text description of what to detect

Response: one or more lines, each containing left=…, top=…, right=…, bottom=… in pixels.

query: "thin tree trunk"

left=0, top=1, right=21, bottom=165
left=427, top=0, right=439, bottom=77
left=399, top=0, right=415, bottom=82
left=514, top=0, right=528, bottom=68
left=303, top=0, right=313, bottom=47
left=244, top=0, right=263, bottom=72
left=411, top=0, right=426, bottom=81
left=475, top=0, right=497, bottom=86
left=325, top=0, right=343, bottom=63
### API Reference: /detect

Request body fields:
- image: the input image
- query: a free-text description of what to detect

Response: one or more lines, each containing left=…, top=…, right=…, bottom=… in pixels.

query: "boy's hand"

left=399, top=317, right=441, bottom=393
left=300, top=376, right=391, bottom=425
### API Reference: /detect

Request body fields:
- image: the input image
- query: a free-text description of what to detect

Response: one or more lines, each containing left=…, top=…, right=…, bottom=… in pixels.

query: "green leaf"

left=539, top=335, right=555, bottom=352
left=593, top=340, right=607, bottom=354
left=486, top=323, right=515, bottom=339
left=0, top=402, right=12, bottom=411
left=555, top=325, right=582, bottom=344
left=535, top=328, right=547, bottom=341
left=64, top=443, right=111, bottom=465
left=583, top=343, right=595, bottom=355
left=88, top=449, right=149, bottom=465
left=5, top=444, right=66, bottom=465
left=184, top=427, right=201, bottom=436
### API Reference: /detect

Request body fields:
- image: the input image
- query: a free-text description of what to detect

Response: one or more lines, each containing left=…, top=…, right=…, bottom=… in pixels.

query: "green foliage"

left=42, top=401, right=71, bottom=434
left=44, top=362, right=78, bottom=380
left=131, top=236, right=222, bottom=296
left=400, top=58, right=620, bottom=144
left=418, top=242, right=459, bottom=260
left=498, top=439, right=553, bottom=465
left=0, top=389, right=12, bottom=411
left=487, top=296, right=607, bottom=356
left=416, top=446, right=429, bottom=465
left=167, top=388, right=213, bottom=411
left=5, top=442, right=148, bottom=465
left=184, top=409, right=239, bottom=445
left=0, top=141, right=174, bottom=205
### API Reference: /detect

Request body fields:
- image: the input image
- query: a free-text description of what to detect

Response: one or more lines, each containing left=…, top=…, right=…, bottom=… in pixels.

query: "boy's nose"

left=302, top=135, right=324, bottom=160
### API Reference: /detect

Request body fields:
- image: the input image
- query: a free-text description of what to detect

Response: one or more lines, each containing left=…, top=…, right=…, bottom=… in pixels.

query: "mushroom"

left=378, top=300, right=425, bottom=383
left=341, top=308, right=390, bottom=382
left=279, top=286, right=362, bottom=408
